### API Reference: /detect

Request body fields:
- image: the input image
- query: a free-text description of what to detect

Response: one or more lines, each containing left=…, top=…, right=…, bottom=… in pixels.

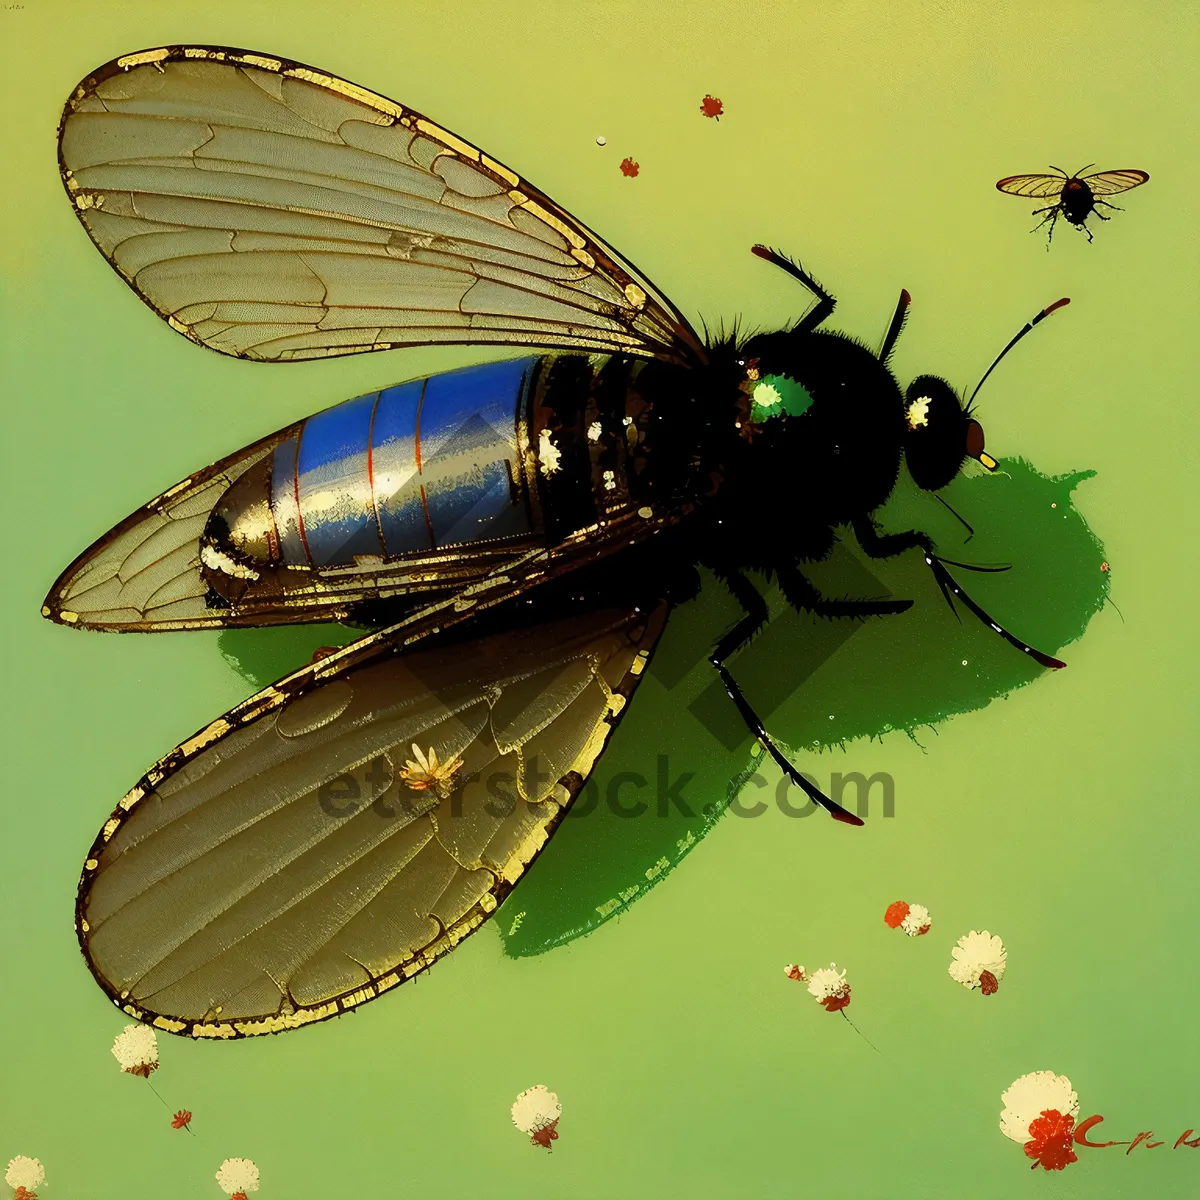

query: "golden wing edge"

left=58, top=45, right=707, bottom=369
left=74, top=547, right=672, bottom=1037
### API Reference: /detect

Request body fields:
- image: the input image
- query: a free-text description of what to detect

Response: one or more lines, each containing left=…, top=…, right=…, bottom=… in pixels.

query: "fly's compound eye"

left=966, top=418, right=997, bottom=470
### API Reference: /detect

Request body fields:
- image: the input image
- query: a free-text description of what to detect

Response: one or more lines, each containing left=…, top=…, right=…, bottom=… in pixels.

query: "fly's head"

left=902, top=374, right=995, bottom=491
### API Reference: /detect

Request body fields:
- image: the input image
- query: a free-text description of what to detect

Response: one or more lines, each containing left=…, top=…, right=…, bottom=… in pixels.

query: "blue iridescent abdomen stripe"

left=280, top=357, right=538, bottom=566
left=295, top=391, right=381, bottom=566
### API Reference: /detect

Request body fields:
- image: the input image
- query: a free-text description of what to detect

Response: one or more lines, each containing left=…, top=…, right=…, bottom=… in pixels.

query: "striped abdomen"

left=207, top=358, right=540, bottom=573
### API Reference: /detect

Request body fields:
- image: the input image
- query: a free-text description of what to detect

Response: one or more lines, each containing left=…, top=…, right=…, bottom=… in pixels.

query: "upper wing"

left=1081, top=168, right=1150, bottom=196
left=994, top=173, right=1067, bottom=199
left=78, top=582, right=669, bottom=1038
left=60, top=46, right=706, bottom=367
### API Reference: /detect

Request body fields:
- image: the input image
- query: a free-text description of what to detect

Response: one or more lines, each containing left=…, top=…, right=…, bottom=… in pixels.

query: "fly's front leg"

left=709, top=570, right=864, bottom=826
left=750, top=245, right=836, bottom=332
left=850, top=517, right=1065, bottom=668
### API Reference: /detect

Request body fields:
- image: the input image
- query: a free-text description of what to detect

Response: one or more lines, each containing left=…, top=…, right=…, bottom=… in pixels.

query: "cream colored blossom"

left=215, top=1158, right=260, bottom=1196
left=806, top=963, right=851, bottom=1011
left=511, top=1085, right=561, bottom=1135
left=112, top=1023, right=159, bottom=1075
left=1000, top=1071, right=1079, bottom=1143
left=949, top=930, right=1007, bottom=990
left=900, top=903, right=932, bottom=936
left=5, top=1157, right=45, bottom=1192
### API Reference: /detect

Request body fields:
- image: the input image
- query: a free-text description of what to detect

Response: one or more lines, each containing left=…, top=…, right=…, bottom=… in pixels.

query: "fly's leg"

left=776, top=563, right=912, bottom=619
left=850, top=516, right=1066, bottom=670
left=878, top=288, right=912, bottom=364
left=1030, top=205, right=1060, bottom=249
left=1095, top=199, right=1123, bottom=212
left=750, top=245, right=836, bottom=332
left=850, top=517, right=934, bottom=561
left=709, top=570, right=864, bottom=826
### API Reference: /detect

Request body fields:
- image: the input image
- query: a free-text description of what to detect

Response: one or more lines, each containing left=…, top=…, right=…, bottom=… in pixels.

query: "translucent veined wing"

left=60, top=46, right=706, bottom=367
left=43, top=427, right=286, bottom=631
left=1080, top=168, right=1150, bottom=196
left=77, top=583, right=669, bottom=1037
left=994, top=173, right=1067, bottom=199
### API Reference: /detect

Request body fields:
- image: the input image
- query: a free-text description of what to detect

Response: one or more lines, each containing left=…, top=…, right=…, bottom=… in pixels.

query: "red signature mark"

left=1074, top=1114, right=1200, bottom=1154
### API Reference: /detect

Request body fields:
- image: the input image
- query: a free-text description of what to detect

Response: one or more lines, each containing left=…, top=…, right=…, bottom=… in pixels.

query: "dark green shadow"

left=218, top=456, right=1110, bottom=958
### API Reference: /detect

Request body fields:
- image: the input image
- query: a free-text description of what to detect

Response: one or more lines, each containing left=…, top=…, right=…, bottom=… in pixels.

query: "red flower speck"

left=530, top=1120, right=560, bottom=1149
left=1025, top=1109, right=1078, bottom=1171
left=979, top=969, right=999, bottom=995
left=171, top=1109, right=192, bottom=1130
left=700, top=94, right=724, bottom=120
left=819, top=988, right=851, bottom=1013
left=620, top=157, right=639, bottom=178
left=884, top=901, right=909, bottom=928
left=13, top=1189, right=38, bottom=1200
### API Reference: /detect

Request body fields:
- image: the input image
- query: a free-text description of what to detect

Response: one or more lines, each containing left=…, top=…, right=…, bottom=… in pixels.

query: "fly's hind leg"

left=708, top=569, right=864, bottom=826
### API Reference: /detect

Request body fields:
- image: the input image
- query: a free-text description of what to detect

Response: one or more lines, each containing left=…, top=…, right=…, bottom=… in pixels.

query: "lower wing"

left=78, top=575, right=669, bottom=1037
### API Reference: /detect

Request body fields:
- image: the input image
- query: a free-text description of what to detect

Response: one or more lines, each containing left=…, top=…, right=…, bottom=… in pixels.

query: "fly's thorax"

left=1061, top=179, right=1094, bottom=221
left=730, top=330, right=907, bottom=523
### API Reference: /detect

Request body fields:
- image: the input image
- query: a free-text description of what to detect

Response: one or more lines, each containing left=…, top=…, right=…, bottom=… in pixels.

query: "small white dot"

left=828, top=714, right=835, bottom=720
left=962, top=660, right=968, bottom=666
left=596, top=135, right=607, bottom=146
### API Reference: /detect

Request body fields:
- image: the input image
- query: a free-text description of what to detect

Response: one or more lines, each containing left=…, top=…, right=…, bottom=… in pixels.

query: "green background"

left=2, top=2, right=1196, bottom=1197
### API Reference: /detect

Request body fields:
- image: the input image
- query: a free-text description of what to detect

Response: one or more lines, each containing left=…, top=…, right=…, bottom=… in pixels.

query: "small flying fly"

left=49, top=46, right=1071, bottom=1039
left=996, top=165, right=1150, bottom=245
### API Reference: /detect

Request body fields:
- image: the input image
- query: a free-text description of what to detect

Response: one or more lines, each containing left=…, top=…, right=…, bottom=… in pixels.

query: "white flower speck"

left=752, top=381, right=783, bottom=415
left=806, top=962, right=851, bottom=1011
left=511, top=1085, right=562, bottom=1148
left=398, top=743, right=462, bottom=797
left=200, top=542, right=260, bottom=581
left=906, top=395, right=931, bottom=429
left=900, top=903, right=932, bottom=937
left=112, top=1022, right=159, bottom=1076
left=5, top=1157, right=45, bottom=1192
left=1000, top=1071, right=1079, bottom=1143
left=538, top=428, right=562, bottom=475
left=949, top=930, right=1007, bottom=992
left=784, top=963, right=806, bottom=981
left=587, top=421, right=603, bottom=441
left=215, top=1158, right=260, bottom=1196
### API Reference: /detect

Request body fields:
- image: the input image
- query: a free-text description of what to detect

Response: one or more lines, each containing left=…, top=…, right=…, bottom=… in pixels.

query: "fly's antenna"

left=878, top=289, right=911, bottom=364
left=966, top=298, right=1070, bottom=409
